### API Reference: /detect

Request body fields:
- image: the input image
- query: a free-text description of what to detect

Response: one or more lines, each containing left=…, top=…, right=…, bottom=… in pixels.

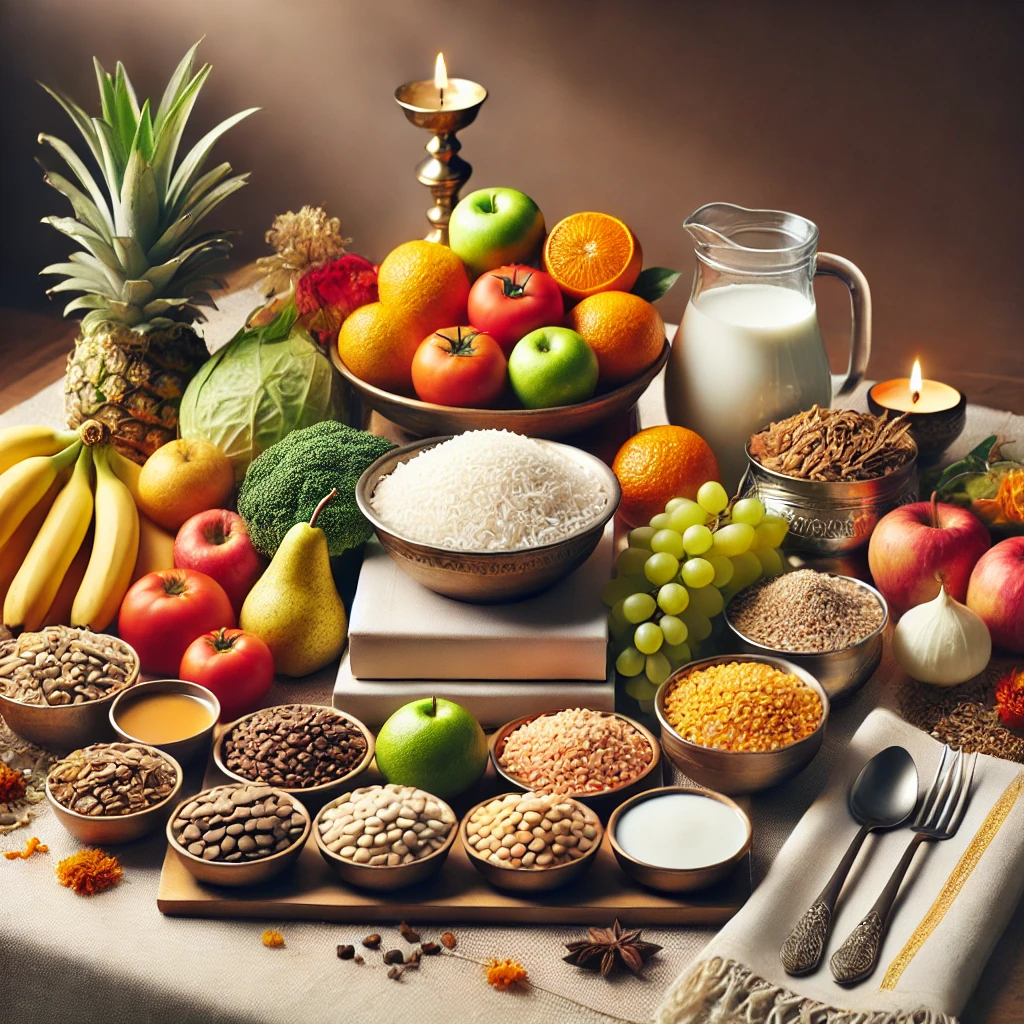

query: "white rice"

left=370, top=430, right=609, bottom=551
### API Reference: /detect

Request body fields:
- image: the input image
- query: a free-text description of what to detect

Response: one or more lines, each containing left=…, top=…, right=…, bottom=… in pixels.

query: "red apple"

left=868, top=500, right=990, bottom=618
left=174, top=510, right=266, bottom=615
left=967, top=537, right=1024, bottom=653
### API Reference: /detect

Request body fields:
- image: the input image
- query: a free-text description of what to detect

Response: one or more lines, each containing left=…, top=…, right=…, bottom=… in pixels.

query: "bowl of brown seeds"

left=45, top=741, right=183, bottom=844
left=166, top=782, right=312, bottom=887
left=743, top=405, right=918, bottom=554
left=0, top=627, right=140, bottom=750
left=214, top=704, right=374, bottom=810
left=724, top=569, right=889, bottom=701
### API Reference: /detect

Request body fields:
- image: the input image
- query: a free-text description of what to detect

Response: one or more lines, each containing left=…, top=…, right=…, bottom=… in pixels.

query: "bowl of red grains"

left=490, top=707, right=661, bottom=818
left=724, top=570, right=888, bottom=701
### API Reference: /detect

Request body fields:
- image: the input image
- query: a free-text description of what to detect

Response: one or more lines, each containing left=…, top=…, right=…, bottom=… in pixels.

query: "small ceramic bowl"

left=655, top=654, right=829, bottom=795
left=460, top=792, right=603, bottom=893
left=489, top=710, right=661, bottom=819
left=213, top=705, right=375, bottom=812
left=607, top=786, right=752, bottom=894
left=165, top=785, right=311, bottom=888
left=313, top=788, right=458, bottom=892
left=45, top=742, right=183, bottom=845
left=109, top=679, right=220, bottom=765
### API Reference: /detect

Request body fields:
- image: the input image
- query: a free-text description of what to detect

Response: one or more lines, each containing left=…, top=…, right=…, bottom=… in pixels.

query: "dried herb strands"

left=170, top=783, right=308, bottom=862
left=749, top=404, right=915, bottom=481
left=47, top=743, right=177, bottom=816
left=222, top=704, right=367, bottom=789
left=0, top=626, right=136, bottom=706
left=729, top=570, right=885, bottom=652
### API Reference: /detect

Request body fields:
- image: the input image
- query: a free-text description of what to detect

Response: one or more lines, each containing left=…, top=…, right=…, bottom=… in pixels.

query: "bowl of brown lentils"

left=214, top=704, right=374, bottom=810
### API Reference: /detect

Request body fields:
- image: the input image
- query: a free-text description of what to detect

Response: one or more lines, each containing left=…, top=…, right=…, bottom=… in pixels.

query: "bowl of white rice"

left=356, top=431, right=620, bottom=603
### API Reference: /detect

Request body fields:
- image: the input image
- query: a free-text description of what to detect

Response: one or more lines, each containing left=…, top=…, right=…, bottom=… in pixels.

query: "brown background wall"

left=1, top=0, right=1021, bottom=409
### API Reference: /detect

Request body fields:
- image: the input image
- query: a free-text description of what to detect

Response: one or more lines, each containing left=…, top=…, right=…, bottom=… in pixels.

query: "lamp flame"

left=910, top=359, right=923, bottom=404
left=434, top=53, right=448, bottom=91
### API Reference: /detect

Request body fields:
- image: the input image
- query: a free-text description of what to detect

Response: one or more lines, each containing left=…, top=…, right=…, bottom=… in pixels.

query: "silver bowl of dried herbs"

left=743, top=405, right=918, bottom=554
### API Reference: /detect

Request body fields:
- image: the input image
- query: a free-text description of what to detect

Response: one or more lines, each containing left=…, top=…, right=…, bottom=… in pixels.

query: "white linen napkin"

left=657, top=708, right=1024, bottom=1024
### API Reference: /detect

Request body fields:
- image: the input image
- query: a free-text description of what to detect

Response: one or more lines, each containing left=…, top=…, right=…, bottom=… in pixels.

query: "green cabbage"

left=179, top=302, right=345, bottom=482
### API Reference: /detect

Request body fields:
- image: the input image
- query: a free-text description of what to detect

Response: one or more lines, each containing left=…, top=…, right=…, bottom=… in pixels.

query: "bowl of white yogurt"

left=607, top=786, right=751, bottom=893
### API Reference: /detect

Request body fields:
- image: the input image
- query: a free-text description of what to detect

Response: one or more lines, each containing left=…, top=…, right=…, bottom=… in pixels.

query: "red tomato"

left=179, top=628, right=275, bottom=722
left=118, top=569, right=236, bottom=675
left=467, top=264, right=565, bottom=354
left=411, top=327, right=507, bottom=407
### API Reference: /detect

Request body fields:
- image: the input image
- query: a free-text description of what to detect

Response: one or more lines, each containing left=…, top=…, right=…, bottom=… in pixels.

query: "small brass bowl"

left=724, top=576, right=888, bottom=702
left=489, top=710, right=661, bottom=820
left=213, top=705, right=375, bottom=812
left=460, top=792, right=603, bottom=893
left=165, top=785, right=311, bottom=888
left=313, top=788, right=458, bottom=892
left=333, top=341, right=669, bottom=441
left=109, top=679, right=220, bottom=765
left=46, top=742, right=183, bottom=845
left=356, top=436, right=620, bottom=603
left=607, top=786, right=752, bottom=894
left=0, top=635, right=141, bottom=751
left=655, top=655, right=829, bottom=795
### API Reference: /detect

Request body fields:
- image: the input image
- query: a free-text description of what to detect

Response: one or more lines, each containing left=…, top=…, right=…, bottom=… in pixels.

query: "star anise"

left=563, top=919, right=662, bottom=976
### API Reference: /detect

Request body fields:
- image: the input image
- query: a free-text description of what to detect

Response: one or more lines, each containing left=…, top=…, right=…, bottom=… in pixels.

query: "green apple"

left=508, top=326, right=599, bottom=408
left=374, top=696, right=488, bottom=799
left=449, top=188, right=545, bottom=279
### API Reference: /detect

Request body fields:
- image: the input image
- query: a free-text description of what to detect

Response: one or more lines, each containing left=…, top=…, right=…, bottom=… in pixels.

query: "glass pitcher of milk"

left=665, top=203, right=871, bottom=491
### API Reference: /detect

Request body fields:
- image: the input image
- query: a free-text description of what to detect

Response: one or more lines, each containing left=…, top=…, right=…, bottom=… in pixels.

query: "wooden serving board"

left=157, top=760, right=751, bottom=926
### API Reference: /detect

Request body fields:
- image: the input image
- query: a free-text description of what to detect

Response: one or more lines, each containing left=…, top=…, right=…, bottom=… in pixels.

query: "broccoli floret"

left=238, top=421, right=395, bottom=557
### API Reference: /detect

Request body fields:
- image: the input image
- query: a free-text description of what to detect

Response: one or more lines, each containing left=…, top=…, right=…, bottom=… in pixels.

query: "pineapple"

left=38, top=42, right=257, bottom=462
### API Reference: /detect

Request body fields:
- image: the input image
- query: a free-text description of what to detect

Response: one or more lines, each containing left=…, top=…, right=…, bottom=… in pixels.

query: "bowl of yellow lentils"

left=654, top=655, right=829, bottom=794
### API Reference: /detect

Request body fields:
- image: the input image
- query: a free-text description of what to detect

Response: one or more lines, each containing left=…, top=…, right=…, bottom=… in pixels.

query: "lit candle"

left=435, top=52, right=447, bottom=107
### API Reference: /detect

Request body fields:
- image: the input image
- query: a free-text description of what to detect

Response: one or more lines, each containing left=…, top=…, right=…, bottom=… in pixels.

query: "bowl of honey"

left=109, top=679, right=220, bottom=765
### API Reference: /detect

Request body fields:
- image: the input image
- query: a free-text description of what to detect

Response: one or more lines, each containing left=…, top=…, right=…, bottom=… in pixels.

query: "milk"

left=666, top=283, right=832, bottom=491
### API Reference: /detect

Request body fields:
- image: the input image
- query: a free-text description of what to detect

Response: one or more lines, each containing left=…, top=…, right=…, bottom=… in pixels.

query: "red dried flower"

left=296, top=254, right=378, bottom=346
left=995, top=667, right=1024, bottom=729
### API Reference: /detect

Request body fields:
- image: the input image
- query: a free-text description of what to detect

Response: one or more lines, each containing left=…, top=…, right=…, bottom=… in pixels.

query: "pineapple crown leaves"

left=36, top=39, right=259, bottom=334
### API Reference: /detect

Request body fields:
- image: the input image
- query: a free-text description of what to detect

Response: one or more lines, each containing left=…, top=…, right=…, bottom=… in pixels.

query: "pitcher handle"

left=816, top=252, right=872, bottom=398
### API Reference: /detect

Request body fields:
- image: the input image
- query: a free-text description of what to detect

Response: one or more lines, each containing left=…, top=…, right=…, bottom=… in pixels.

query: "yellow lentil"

left=663, top=661, right=822, bottom=752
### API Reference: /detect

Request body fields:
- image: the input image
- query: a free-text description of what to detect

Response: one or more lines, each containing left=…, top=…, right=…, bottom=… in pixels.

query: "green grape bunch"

left=603, top=482, right=789, bottom=708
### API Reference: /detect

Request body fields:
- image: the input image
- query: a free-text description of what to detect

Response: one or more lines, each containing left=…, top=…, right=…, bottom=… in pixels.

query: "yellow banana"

left=41, top=532, right=92, bottom=627
left=132, top=512, right=177, bottom=583
left=72, top=445, right=139, bottom=632
left=0, top=477, right=64, bottom=608
left=107, top=447, right=143, bottom=505
left=0, top=424, right=79, bottom=476
left=0, top=439, right=82, bottom=550
left=4, top=445, right=94, bottom=632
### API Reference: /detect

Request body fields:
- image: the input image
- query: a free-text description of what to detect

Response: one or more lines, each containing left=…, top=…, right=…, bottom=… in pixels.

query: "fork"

left=829, top=745, right=978, bottom=986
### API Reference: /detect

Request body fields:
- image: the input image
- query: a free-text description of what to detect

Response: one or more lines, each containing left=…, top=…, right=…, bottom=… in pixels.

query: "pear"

left=240, top=489, right=347, bottom=677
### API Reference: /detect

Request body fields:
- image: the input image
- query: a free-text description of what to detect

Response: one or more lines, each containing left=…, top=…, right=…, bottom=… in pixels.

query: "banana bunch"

left=0, top=421, right=176, bottom=633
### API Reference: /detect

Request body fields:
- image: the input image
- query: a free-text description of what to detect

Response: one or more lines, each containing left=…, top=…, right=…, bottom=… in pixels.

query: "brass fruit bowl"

left=489, top=710, right=661, bottom=820
left=332, top=341, right=669, bottom=440
left=356, top=436, right=620, bottom=603
left=655, top=655, right=829, bottom=795
left=607, top=786, right=752, bottom=894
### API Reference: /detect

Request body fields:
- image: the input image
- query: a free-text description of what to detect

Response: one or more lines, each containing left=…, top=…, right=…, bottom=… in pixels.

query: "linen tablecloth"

left=2, top=322, right=1022, bottom=1023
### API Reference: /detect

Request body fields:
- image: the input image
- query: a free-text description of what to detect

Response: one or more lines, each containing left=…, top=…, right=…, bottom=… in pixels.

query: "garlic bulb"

left=892, top=585, right=991, bottom=685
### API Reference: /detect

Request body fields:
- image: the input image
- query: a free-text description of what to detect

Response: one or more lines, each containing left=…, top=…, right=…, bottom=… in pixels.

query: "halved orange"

left=542, top=212, right=643, bottom=300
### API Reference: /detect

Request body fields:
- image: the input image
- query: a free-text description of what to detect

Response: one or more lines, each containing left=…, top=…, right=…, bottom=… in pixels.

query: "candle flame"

left=434, top=53, right=448, bottom=91
left=910, top=359, right=923, bottom=404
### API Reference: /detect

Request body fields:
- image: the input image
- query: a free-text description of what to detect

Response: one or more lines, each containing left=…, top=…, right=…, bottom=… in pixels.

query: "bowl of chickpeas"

left=654, top=655, right=829, bottom=794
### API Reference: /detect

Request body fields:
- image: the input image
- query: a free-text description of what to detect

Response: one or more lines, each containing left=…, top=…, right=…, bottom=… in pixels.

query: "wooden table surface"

left=0, top=301, right=1021, bottom=1023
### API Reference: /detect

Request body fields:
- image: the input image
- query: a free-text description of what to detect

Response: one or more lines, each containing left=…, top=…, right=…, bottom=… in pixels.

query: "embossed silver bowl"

left=355, top=436, right=620, bottom=603
left=740, top=442, right=918, bottom=555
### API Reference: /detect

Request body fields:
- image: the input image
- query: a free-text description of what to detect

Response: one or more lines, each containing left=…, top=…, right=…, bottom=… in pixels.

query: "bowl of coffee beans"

left=214, top=704, right=374, bottom=810
left=45, top=742, right=183, bottom=844
left=166, top=783, right=311, bottom=887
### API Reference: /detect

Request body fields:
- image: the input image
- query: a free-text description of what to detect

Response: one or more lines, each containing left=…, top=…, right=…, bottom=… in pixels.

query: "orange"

left=337, top=302, right=426, bottom=393
left=542, top=212, right=643, bottom=300
left=377, top=240, right=470, bottom=330
left=612, top=426, right=721, bottom=529
left=565, top=291, right=665, bottom=386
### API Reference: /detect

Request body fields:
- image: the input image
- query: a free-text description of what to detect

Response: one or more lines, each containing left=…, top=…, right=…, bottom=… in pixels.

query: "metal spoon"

left=780, top=745, right=919, bottom=976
